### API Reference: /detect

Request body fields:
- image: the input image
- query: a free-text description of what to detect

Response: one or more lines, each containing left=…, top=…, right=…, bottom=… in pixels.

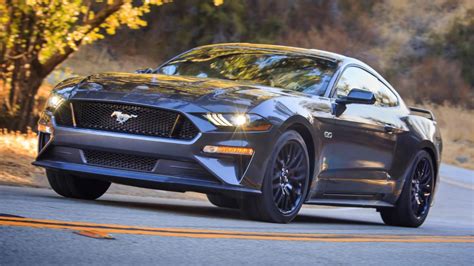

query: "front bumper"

left=34, top=109, right=279, bottom=197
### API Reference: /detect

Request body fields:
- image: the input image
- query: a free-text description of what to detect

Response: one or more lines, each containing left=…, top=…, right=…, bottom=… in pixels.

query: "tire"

left=46, top=170, right=111, bottom=200
left=240, top=130, right=310, bottom=223
left=206, top=194, right=239, bottom=209
left=380, top=150, right=435, bottom=227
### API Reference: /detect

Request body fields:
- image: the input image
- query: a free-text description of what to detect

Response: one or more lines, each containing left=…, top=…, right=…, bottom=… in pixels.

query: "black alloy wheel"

left=380, top=150, right=435, bottom=227
left=240, top=130, right=310, bottom=223
left=272, top=141, right=308, bottom=214
left=410, top=157, right=433, bottom=218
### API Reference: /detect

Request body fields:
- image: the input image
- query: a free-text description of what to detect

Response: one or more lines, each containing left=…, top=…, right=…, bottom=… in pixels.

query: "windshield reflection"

left=157, top=47, right=337, bottom=96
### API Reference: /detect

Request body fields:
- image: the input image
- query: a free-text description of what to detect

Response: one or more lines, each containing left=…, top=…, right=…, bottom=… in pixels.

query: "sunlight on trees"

left=0, top=0, right=223, bottom=131
left=0, top=0, right=472, bottom=131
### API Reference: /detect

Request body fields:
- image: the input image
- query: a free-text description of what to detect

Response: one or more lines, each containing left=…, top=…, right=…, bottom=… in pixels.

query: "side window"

left=374, top=81, right=399, bottom=107
left=335, top=67, right=398, bottom=107
left=335, top=67, right=371, bottom=98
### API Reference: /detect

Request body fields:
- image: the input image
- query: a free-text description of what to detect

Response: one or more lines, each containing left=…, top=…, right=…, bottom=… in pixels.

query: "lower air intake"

left=83, top=150, right=157, bottom=172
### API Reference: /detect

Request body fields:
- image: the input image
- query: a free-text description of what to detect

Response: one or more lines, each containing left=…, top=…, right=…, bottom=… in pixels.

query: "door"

left=318, top=66, right=402, bottom=196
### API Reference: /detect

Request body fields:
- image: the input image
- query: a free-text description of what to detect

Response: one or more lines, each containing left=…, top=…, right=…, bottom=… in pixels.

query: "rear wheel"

left=380, top=150, right=435, bottom=227
left=46, top=170, right=111, bottom=200
left=206, top=194, right=239, bottom=209
left=240, top=130, right=310, bottom=223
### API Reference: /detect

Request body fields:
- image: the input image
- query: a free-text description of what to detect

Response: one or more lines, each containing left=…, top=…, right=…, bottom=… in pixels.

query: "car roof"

left=186, top=43, right=396, bottom=93
left=196, top=43, right=348, bottom=63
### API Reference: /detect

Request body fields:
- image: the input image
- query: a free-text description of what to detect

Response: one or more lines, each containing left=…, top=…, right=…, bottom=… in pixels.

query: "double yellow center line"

left=1, top=216, right=472, bottom=243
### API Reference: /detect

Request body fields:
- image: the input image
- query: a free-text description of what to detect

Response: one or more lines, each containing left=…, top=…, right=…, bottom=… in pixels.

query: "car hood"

left=60, top=72, right=300, bottom=113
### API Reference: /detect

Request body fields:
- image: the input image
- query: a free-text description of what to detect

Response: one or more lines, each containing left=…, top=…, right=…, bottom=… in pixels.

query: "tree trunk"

left=1, top=54, right=46, bottom=132
left=14, top=75, right=44, bottom=131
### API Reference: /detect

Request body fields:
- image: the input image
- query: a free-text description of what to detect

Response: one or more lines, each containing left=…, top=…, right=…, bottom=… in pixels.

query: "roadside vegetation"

left=1, top=0, right=473, bottom=132
left=0, top=0, right=472, bottom=187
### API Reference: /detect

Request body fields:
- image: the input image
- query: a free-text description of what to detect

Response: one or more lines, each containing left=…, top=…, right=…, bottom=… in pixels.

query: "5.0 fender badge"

left=324, top=131, right=333, bottom=139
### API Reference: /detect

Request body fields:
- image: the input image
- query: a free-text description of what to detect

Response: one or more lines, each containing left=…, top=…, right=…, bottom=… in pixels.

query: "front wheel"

left=46, top=170, right=111, bottom=200
left=380, top=150, right=435, bottom=227
left=240, top=130, right=310, bottom=223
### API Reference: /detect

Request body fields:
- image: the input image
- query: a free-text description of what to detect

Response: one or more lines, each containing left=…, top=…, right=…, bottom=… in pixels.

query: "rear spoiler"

left=409, top=107, right=436, bottom=121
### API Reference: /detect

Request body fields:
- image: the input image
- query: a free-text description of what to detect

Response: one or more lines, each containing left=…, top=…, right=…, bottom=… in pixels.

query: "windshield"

left=156, top=47, right=337, bottom=96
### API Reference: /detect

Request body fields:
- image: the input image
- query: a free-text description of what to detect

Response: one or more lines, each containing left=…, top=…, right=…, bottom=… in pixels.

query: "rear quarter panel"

left=389, top=114, right=442, bottom=203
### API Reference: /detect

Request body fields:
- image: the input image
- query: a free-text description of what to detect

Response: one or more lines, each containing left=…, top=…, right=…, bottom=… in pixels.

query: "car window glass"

left=375, top=81, right=399, bottom=107
left=157, top=47, right=337, bottom=96
left=335, top=67, right=398, bottom=107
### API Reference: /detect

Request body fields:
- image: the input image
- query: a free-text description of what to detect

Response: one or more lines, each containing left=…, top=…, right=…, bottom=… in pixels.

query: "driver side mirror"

left=333, top=89, right=376, bottom=116
left=135, top=68, right=154, bottom=74
left=336, top=88, right=376, bottom=105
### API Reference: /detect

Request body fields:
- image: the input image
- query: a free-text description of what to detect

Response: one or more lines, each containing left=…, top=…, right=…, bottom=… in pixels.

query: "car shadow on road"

left=294, top=214, right=383, bottom=226
left=75, top=197, right=383, bottom=226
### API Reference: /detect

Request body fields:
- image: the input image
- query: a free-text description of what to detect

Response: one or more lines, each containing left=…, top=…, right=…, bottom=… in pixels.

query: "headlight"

left=204, top=113, right=272, bottom=131
left=45, top=93, right=65, bottom=111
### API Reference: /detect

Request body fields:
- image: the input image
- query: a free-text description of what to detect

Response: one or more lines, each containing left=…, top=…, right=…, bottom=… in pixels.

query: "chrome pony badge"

left=111, top=111, right=138, bottom=124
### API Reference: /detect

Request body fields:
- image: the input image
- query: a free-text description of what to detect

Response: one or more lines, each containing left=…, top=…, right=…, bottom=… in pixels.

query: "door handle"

left=384, top=124, right=395, bottom=134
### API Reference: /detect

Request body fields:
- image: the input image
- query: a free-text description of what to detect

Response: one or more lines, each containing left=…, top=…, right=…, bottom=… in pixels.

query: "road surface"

left=0, top=172, right=473, bottom=265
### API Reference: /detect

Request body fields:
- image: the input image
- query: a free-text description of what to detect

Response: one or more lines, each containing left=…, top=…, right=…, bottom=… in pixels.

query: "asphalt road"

left=1, top=174, right=473, bottom=265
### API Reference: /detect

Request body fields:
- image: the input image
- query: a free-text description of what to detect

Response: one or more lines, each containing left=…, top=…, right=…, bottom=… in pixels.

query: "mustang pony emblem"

left=111, top=111, right=138, bottom=124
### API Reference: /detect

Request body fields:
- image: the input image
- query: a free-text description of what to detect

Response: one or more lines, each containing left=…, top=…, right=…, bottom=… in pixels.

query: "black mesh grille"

left=83, top=150, right=157, bottom=172
left=54, top=104, right=73, bottom=126
left=82, top=149, right=217, bottom=182
left=55, top=101, right=199, bottom=140
left=177, top=118, right=200, bottom=140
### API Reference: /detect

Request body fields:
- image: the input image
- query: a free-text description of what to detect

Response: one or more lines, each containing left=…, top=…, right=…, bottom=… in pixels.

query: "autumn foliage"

left=0, top=0, right=473, bottom=131
left=0, top=0, right=221, bottom=131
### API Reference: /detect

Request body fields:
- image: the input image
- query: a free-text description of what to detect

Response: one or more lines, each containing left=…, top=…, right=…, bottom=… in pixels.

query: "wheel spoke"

left=420, top=182, right=431, bottom=191
left=282, top=145, right=289, bottom=164
left=410, top=157, right=433, bottom=217
left=290, top=164, right=306, bottom=177
left=420, top=170, right=431, bottom=185
left=276, top=158, right=285, bottom=168
left=411, top=195, right=418, bottom=211
left=274, top=188, right=283, bottom=205
left=284, top=193, right=291, bottom=211
left=422, top=160, right=429, bottom=176
left=272, top=172, right=280, bottom=181
left=287, top=151, right=303, bottom=169
left=272, top=181, right=281, bottom=190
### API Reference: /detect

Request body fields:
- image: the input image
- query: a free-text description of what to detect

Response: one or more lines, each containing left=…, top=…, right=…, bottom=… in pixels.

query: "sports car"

left=34, top=43, right=442, bottom=226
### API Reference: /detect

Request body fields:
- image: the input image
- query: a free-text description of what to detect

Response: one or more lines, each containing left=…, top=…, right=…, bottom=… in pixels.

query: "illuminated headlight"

left=204, top=113, right=272, bottom=131
left=45, top=93, right=65, bottom=110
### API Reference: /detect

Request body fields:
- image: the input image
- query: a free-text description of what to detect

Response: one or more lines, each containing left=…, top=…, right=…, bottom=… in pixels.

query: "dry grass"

left=419, top=104, right=474, bottom=169
left=0, top=129, right=46, bottom=187
left=0, top=104, right=472, bottom=190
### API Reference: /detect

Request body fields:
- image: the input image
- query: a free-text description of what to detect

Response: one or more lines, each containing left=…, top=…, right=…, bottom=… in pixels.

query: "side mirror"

left=135, top=68, right=154, bottom=74
left=336, top=88, right=376, bottom=105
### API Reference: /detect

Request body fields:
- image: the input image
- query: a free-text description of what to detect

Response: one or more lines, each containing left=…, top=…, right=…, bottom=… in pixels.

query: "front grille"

left=54, top=101, right=199, bottom=140
left=83, top=149, right=157, bottom=172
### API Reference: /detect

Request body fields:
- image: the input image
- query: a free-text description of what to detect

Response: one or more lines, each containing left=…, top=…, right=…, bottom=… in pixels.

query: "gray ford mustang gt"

left=34, top=43, right=442, bottom=226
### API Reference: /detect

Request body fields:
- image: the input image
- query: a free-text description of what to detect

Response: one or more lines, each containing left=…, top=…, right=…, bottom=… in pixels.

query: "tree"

left=438, top=8, right=474, bottom=88
left=0, top=0, right=223, bottom=131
